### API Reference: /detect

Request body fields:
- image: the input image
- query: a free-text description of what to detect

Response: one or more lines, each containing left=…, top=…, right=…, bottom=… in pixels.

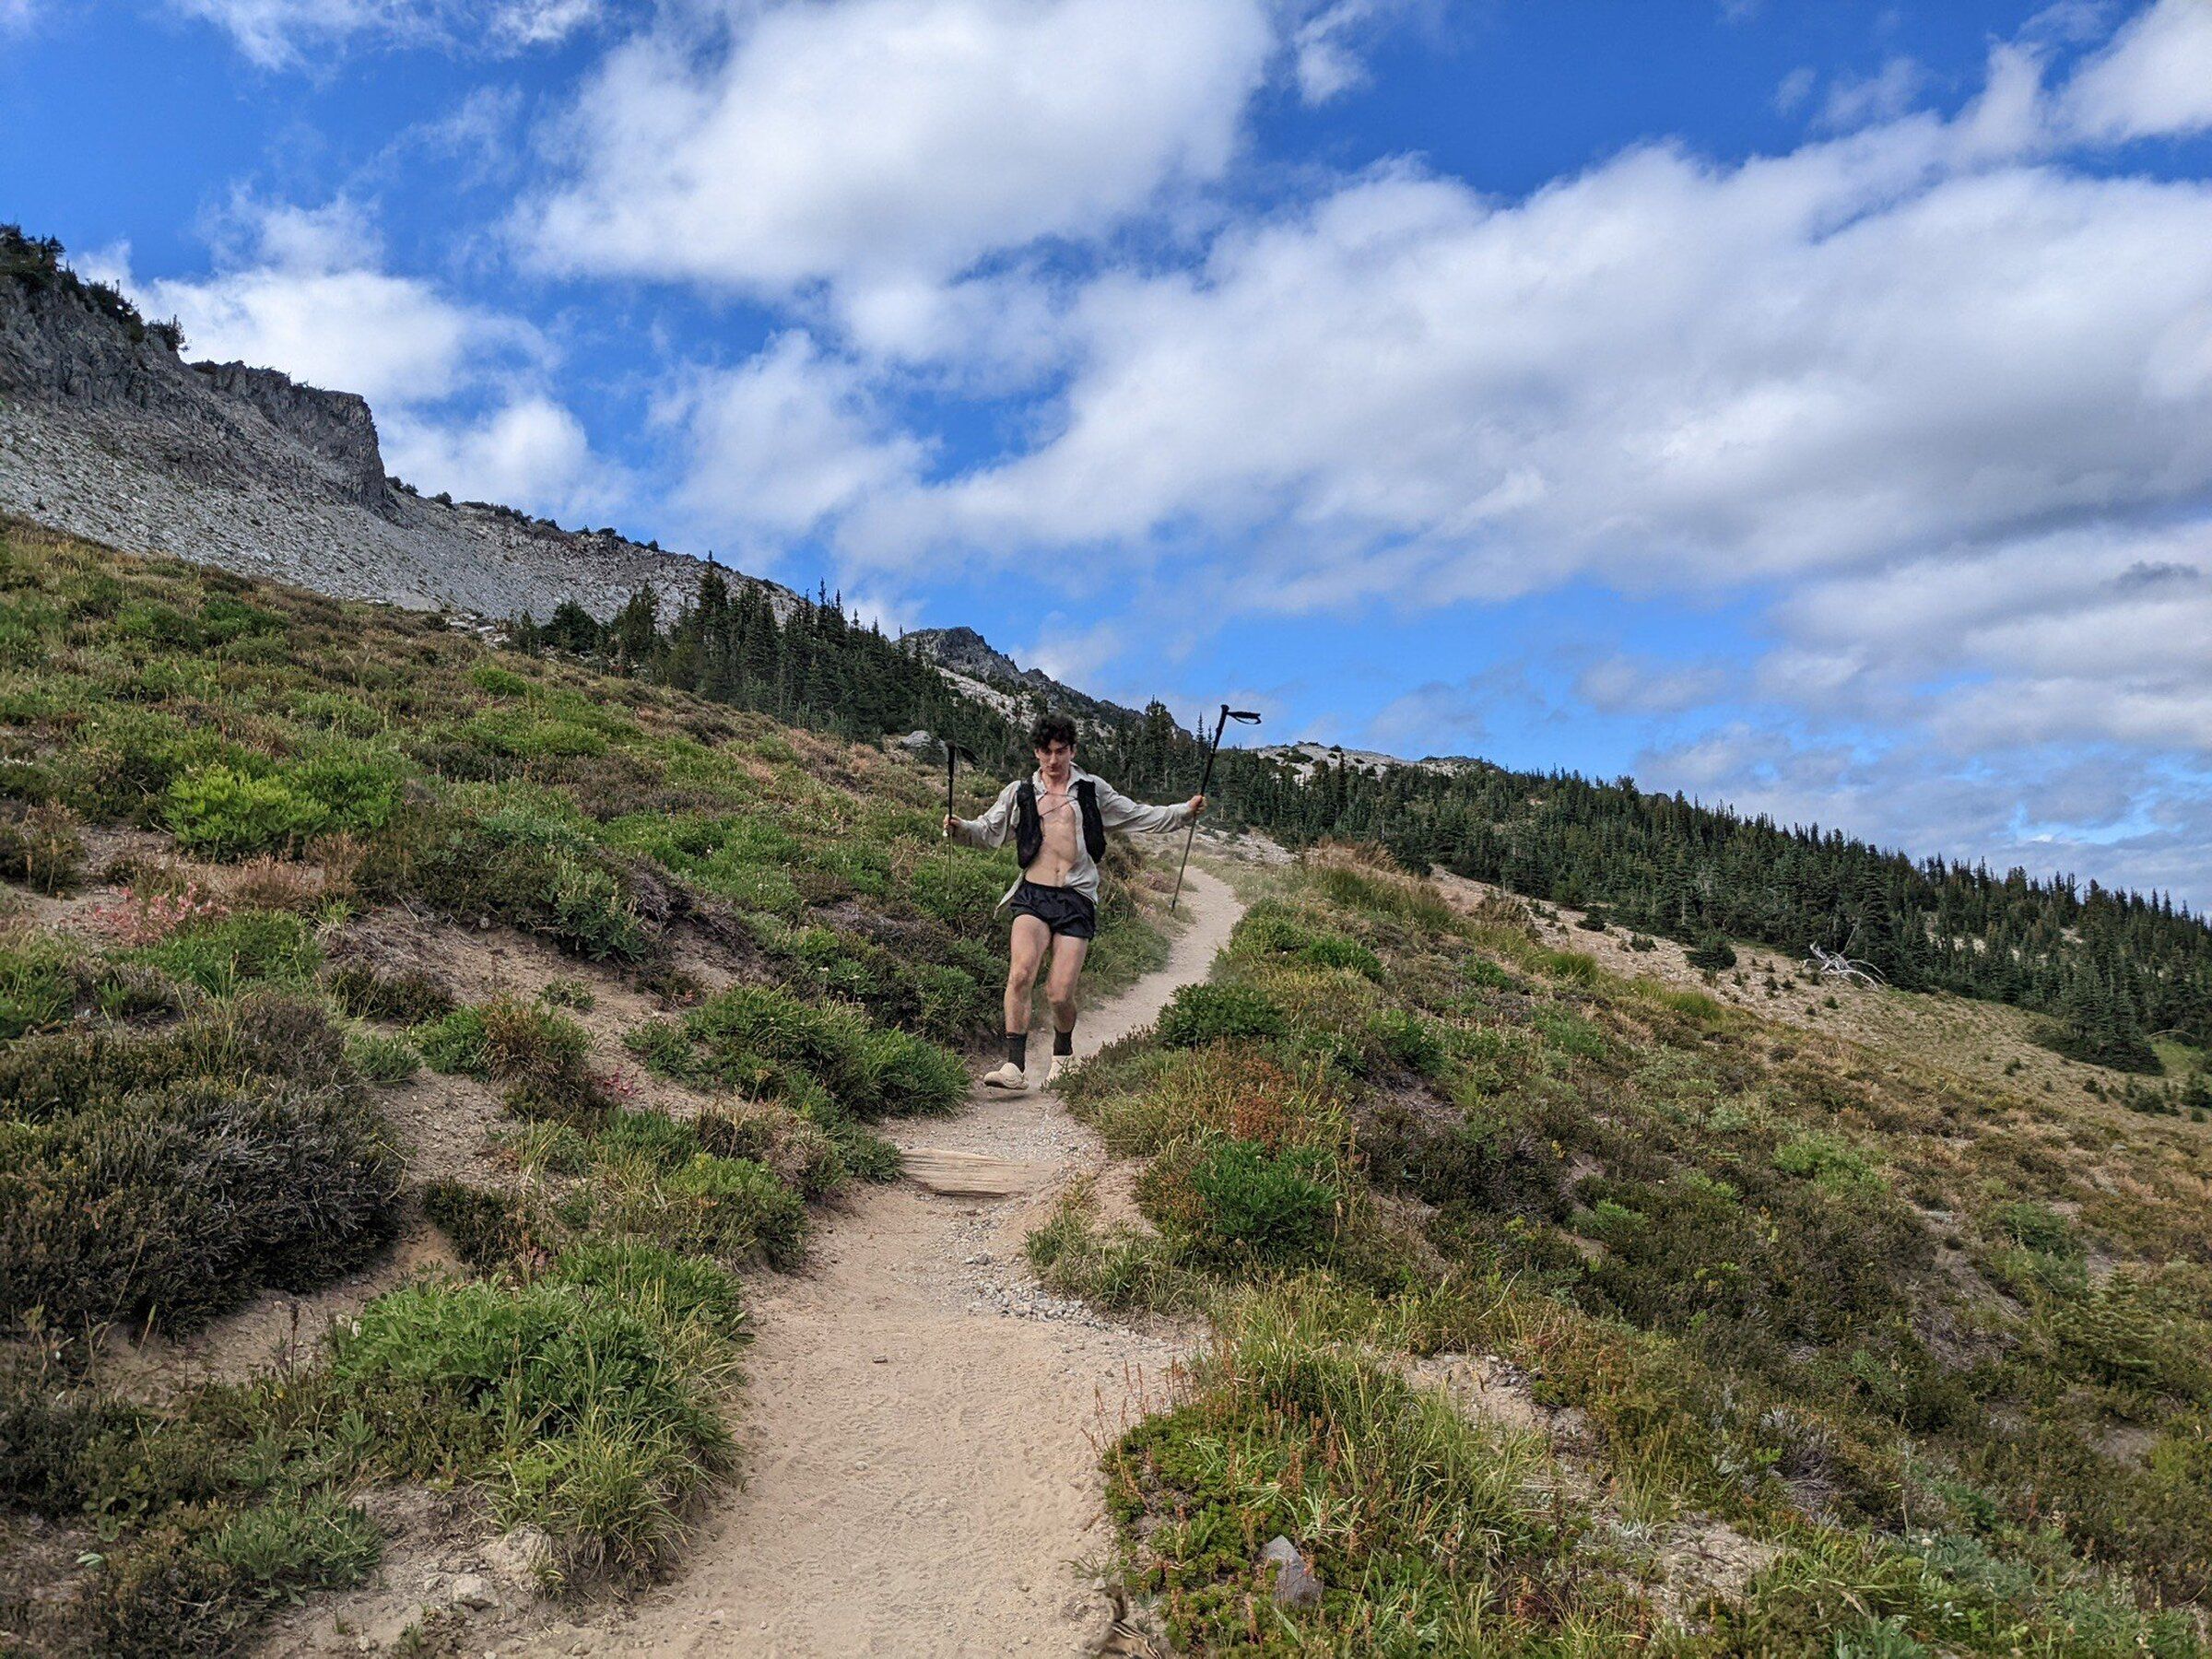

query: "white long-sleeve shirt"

left=949, top=765, right=1194, bottom=906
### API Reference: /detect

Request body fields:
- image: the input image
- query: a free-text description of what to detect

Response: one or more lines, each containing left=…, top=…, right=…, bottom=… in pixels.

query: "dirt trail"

left=567, top=867, right=1241, bottom=1657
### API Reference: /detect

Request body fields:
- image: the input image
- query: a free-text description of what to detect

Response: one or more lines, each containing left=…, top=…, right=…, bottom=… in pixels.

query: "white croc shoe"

left=1045, top=1053, right=1071, bottom=1088
left=981, top=1060, right=1029, bottom=1091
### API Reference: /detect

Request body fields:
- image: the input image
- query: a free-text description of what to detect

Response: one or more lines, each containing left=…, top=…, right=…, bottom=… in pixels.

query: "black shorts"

left=1008, top=879, right=1097, bottom=940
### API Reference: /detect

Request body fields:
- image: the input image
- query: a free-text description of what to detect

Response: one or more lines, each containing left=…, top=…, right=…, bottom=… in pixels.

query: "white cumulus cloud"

left=2064, top=0, right=2212, bottom=140
left=882, top=102, right=2212, bottom=608
left=382, top=395, right=627, bottom=521
left=135, top=199, right=535, bottom=406
left=520, top=0, right=1273, bottom=347
left=660, top=333, right=930, bottom=562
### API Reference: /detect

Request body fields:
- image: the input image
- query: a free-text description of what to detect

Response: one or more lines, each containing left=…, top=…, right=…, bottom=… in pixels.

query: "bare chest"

left=1036, top=788, right=1081, bottom=865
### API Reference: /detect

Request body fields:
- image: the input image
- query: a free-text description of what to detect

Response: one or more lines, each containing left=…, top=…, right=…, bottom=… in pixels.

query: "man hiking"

left=945, top=713, right=1206, bottom=1090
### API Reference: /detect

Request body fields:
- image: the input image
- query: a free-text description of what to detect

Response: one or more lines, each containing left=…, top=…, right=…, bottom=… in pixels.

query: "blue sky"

left=6, top=0, right=2212, bottom=900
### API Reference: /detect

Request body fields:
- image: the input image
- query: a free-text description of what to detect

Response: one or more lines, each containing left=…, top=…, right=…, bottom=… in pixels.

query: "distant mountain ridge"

left=901, top=625, right=1148, bottom=732
left=0, top=225, right=784, bottom=624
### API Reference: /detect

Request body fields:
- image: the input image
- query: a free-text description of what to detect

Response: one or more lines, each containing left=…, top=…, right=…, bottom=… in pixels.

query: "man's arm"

left=1094, top=778, right=1203, bottom=836
left=947, top=780, right=1021, bottom=847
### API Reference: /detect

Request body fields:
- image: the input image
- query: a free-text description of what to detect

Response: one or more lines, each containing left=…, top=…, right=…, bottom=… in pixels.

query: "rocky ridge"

left=0, top=241, right=784, bottom=623
left=903, top=624, right=1147, bottom=732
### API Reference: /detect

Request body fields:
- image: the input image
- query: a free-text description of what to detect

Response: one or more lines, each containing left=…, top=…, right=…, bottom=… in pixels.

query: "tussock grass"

left=1105, top=1287, right=1621, bottom=1651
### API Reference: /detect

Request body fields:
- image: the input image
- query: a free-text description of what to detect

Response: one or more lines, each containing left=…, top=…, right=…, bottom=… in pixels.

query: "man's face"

left=1035, top=739, right=1075, bottom=782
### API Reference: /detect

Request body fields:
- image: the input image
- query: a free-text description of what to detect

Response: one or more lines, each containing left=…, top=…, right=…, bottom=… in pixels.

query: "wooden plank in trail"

left=900, top=1147, right=1054, bottom=1198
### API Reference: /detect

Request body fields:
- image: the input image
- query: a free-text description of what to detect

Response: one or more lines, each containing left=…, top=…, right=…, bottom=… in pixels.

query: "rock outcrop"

left=0, top=241, right=781, bottom=622
left=904, top=625, right=1145, bottom=728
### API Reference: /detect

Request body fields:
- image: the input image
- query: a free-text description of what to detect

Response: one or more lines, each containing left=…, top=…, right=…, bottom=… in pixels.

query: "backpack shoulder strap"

left=1074, top=779, right=1107, bottom=860
left=1015, top=781, right=1042, bottom=866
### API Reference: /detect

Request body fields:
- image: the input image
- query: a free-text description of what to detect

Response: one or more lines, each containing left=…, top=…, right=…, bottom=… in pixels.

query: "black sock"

left=1053, top=1026, right=1074, bottom=1056
left=1006, top=1032, right=1028, bottom=1070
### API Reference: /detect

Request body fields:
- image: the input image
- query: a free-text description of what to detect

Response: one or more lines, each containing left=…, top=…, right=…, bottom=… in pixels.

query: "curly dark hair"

left=1028, top=712, right=1078, bottom=750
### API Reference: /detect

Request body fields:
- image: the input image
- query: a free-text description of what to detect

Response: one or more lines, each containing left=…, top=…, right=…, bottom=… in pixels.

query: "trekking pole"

left=1171, top=705, right=1260, bottom=912
left=941, top=739, right=977, bottom=833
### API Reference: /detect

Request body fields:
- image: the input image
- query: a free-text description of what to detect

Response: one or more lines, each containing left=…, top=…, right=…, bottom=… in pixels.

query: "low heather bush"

left=1155, top=980, right=1288, bottom=1049
left=643, top=984, right=965, bottom=1119
left=0, top=1075, right=401, bottom=1330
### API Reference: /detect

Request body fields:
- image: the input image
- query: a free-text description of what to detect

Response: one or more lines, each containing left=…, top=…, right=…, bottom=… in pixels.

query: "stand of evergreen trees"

left=512, top=575, right=1021, bottom=773
left=521, top=574, right=2212, bottom=1069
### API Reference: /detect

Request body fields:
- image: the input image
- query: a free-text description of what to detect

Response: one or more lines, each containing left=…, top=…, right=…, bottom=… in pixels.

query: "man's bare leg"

left=1043, top=934, right=1088, bottom=1083
left=988, top=915, right=1051, bottom=1088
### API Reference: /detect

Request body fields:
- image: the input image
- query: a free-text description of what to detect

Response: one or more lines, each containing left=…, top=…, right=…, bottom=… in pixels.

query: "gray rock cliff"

left=0, top=242, right=785, bottom=622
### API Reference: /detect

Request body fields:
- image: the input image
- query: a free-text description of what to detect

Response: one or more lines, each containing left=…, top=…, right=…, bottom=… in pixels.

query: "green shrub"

left=503, top=1120, right=594, bottom=1178
left=70, top=1490, right=402, bottom=1655
left=1993, top=1198, right=2081, bottom=1259
left=326, top=961, right=455, bottom=1025
left=597, top=1107, right=701, bottom=1171
left=1177, top=1137, right=1336, bottom=1265
left=286, top=690, right=383, bottom=735
left=664, top=985, right=965, bottom=1118
left=0, top=991, right=350, bottom=1121
left=546, top=1240, right=747, bottom=1336
left=344, top=1030, right=419, bottom=1083
left=136, top=910, right=320, bottom=996
left=541, top=975, right=595, bottom=1011
left=399, top=803, right=649, bottom=961
left=0, top=932, right=77, bottom=1039
left=286, top=747, right=403, bottom=835
left=412, top=1006, right=491, bottom=1076
left=1533, top=1005, right=1611, bottom=1061
left=198, top=1494, right=380, bottom=1603
left=113, top=598, right=198, bottom=646
left=1308, top=862, right=1459, bottom=932
left=328, top=1277, right=735, bottom=1579
left=165, top=767, right=327, bottom=859
left=458, top=708, right=609, bottom=760
left=53, top=706, right=249, bottom=825
left=1104, top=1289, right=1565, bottom=1649
left=1535, top=947, right=1602, bottom=984
left=413, top=998, right=609, bottom=1125
left=0, top=800, right=84, bottom=892
left=1773, top=1131, right=1879, bottom=1192
left=468, top=662, right=531, bottom=697
left=1369, top=1006, right=1446, bottom=1076
left=660, top=1155, right=808, bottom=1269
left=2036, top=1274, right=2211, bottom=1398
left=194, top=596, right=284, bottom=644
left=1237, top=904, right=1390, bottom=981
left=1156, top=981, right=1287, bottom=1049
left=1368, top=1112, right=1565, bottom=1219
left=695, top=1101, right=853, bottom=1199
left=757, top=922, right=992, bottom=1043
